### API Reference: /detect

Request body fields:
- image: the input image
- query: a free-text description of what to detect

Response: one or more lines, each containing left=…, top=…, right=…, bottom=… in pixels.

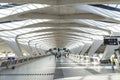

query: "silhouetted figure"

left=57, top=53, right=61, bottom=58
left=11, top=66, right=15, bottom=69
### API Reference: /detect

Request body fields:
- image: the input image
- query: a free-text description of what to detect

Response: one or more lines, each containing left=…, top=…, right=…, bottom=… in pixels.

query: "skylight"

left=0, top=4, right=49, bottom=18
left=0, top=3, right=22, bottom=9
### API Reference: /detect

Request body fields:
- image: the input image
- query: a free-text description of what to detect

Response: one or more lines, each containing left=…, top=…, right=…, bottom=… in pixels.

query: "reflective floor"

left=0, top=55, right=56, bottom=80
left=0, top=55, right=120, bottom=80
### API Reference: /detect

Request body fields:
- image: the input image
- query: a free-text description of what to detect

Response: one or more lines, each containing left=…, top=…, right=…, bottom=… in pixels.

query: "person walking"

left=110, top=55, right=115, bottom=70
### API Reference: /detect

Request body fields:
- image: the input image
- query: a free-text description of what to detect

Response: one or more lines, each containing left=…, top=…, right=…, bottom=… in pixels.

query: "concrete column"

left=73, top=47, right=79, bottom=54
left=35, top=43, right=44, bottom=55
left=102, top=32, right=120, bottom=60
left=102, top=45, right=119, bottom=60
left=22, top=44, right=33, bottom=57
left=28, top=41, right=40, bottom=56
left=32, top=46, right=40, bottom=56
left=35, top=43, right=41, bottom=55
left=88, top=40, right=103, bottom=56
left=2, top=38, right=23, bottom=58
left=80, top=43, right=92, bottom=55
left=70, top=48, right=74, bottom=54
left=77, top=45, right=84, bottom=54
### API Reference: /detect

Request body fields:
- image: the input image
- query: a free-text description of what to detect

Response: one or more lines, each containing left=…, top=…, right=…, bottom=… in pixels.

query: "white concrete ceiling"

left=0, top=0, right=120, bottom=53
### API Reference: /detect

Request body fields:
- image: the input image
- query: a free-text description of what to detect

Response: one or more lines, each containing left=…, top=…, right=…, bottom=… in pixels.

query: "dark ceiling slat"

left=91, top=4, right=120, bottom=12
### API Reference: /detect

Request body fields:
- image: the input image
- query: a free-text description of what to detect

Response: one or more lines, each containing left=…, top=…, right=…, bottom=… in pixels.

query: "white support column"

left=73, top=48, right=78, bottom=54
left=78, top=45, right=84, bottom=54
left=32, top=46, right=40, bottom=56
left=70, top=48, right=75, bottom=54
left=35, top=43, right=41, bottom=55
left=74, top=47, right=79, bottom=54
left=22, top=44, right=33, bottom=57
left=102, top=45, right=119, bottom=60
left=102, top=32, right=120, bottom=60
left=35, top=44, right=44, bottom=55
left=88, top=40, right=103, bottom=56
left=37, top=47, right=42, bottom=55
left=2, top=38, right=23, bottom=58
left=28, top=41, right=40, bottom=56
left=75, top=45, right=84, bottom=62
left=80, top=43, right=92, bottom=55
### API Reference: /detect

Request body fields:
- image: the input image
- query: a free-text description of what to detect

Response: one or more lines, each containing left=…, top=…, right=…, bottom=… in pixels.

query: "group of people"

left=54, top=52, right=61, bottom=58
left=53, top=52, right=69, bottom=59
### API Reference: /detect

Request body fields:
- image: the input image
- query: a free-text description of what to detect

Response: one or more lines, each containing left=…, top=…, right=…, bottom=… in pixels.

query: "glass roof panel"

left=74, top=19, right=120, bottom=32
left=103, top=4, right=120, bottom=9
left=0, top=3, right=22, bottom=9
left=75, top=19, right=117, bottom=28
left=0, top=19, right=50, bottom=30
left=0, top=4, right=49, bottom=18
left=75, top=5, right=120, bottom=22
left=0, top=27, right=51, bottom=39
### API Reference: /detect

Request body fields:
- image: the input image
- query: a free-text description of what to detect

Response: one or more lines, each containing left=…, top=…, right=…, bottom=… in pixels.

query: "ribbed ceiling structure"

left=0, top=0, right=120, bottom=57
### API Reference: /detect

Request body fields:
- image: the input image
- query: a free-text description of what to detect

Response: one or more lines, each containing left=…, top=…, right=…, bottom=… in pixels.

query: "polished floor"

left=0, top=55, right=120, bottom=80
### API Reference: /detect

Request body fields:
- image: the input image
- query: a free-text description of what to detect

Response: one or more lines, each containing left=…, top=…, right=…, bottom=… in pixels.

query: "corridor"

left=0, top=1, right=120, bottom=80
left=0, top=55, right=120, bottom=80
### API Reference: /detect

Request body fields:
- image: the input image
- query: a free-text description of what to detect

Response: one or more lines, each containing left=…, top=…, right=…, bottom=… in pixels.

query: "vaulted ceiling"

left=0, top=0, right=120, bottom=54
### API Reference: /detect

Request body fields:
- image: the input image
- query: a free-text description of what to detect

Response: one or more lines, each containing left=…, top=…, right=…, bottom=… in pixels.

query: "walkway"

left=54, top=56, right=120, bottom=80
left=0, top=55, right=120, bottom=80
left=0, top=55, right=56, bottom=80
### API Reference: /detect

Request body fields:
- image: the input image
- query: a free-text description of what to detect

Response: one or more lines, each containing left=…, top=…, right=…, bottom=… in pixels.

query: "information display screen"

left=104, top=37, right=118, bottom=45
left=7, top=57, right=15, bottom=61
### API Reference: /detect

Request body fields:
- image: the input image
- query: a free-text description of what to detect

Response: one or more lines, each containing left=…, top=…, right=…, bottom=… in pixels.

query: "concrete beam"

left=1, top=22, right=110, bottom=34
left=27, top=36, right=89, bottom=48
left=16, top=28, right=97, bottom=40
left=0, top=0, right=56, bottom=4
left=18, top=32, right=92, bottom=40
left=22, top=22, right=110, bottom=32
left=0, top=0, right=119, bottom=4
left=0, top=13, right=106, bottom=22
left=19, top=13, right=105, bottom=19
